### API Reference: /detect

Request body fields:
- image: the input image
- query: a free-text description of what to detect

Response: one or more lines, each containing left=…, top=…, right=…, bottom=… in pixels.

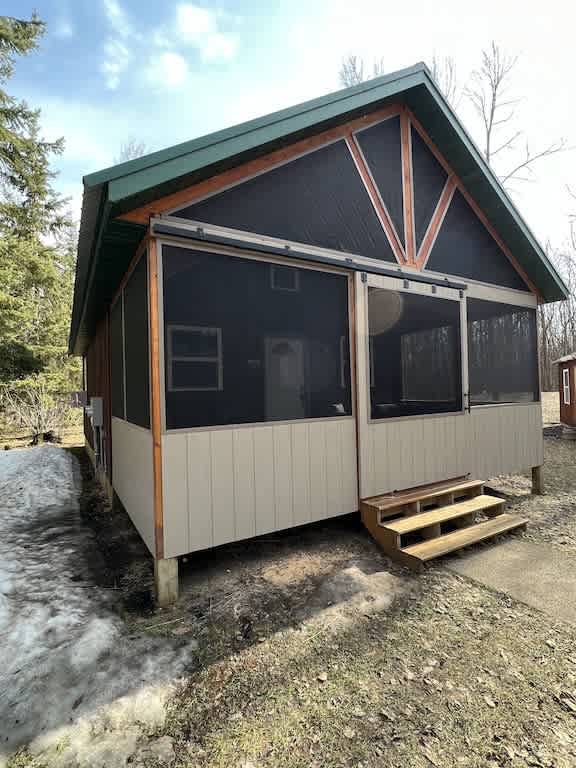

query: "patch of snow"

left=0, top=447, right=193, bottom=766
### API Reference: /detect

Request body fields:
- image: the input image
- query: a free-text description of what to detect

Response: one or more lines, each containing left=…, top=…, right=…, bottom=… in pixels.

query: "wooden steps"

left=402, top=513, right=527, bottom=563
left=361, top=479, right=527, bottom=571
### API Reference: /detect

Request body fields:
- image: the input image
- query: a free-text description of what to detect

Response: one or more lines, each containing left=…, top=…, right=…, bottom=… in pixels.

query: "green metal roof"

left=70, top=62, right=568, bottom=354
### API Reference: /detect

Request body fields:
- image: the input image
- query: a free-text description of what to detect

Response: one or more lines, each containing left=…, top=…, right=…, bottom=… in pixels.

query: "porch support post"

left=531, top=465, right=544, bottom=495
left=148, top=238, right=179, bottom=606
left=155, top=557, right=179, bottom=607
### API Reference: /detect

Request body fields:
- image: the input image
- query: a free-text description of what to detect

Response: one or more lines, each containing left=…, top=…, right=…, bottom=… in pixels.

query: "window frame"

left=466, top=297, right=539, bottom=408
left=166, top=323, right=224, bottom=393
left=364, top=275, right=466, bottom=423
left=158, top=240, right=355, bottom=433
left=270, top=263, right=300, bottom=292
left=563, top=367, right=571, bottom=406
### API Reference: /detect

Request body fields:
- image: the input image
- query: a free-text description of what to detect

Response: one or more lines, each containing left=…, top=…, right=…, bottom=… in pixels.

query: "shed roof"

left=553, top=354, right=576, bottom=364
left=70, top=62, right=569, bottom=355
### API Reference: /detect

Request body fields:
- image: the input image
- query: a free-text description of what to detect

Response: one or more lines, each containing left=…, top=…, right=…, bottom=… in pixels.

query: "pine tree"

left=0, top=14, right=80, bottom=439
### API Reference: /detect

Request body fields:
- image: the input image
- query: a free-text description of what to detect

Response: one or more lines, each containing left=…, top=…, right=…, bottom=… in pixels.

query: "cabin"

left=553, top=353, right=576, bottom=437
left=70, top=63, right=568, bottom=605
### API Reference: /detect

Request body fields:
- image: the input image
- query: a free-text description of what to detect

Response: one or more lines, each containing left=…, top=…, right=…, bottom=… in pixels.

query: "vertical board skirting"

left=291, top=422, right=312, bottom=527
left=362, top=404, right=542, bottom=498
left=187, top=431, right=212, bottom=550
left=253, top=427, right=275, bottom=535
left=211, top=430, right=235, bottom=546
left=233, top=429, right=257, bottom=541
left=309, top=422, right=329, bottom=520
left=112, top=418, right=155, bottom=555
left=162, top=418, right=358, bottom=558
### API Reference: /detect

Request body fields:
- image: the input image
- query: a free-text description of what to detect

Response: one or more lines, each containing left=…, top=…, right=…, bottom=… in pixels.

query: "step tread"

left=381, top=495, right=504, bottom=534
left=402, top=513, right=527, bottom=561
left=365, top=479, right=484, bottom=512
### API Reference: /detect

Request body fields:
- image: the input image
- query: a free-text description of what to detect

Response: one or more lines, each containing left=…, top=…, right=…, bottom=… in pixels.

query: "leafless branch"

left=501, top=139, right=568, bottom=183
left=339, top=55, right=385, bottom=88
left=428, top=55, right=461, bottom=107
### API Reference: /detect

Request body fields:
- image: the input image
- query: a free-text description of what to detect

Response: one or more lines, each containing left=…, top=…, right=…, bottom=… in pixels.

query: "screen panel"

left=123, top=254, right=150, bottom=428
left=174, top=140, right=396, bottom=263
left=162, top=245, right=353, bottom=429
left=110, top=296, right=125, bottom=419
left=368, top=287, right=462, bottom=419
left=426, top=190, right=529, bottom=291
left=467, top=298, right=539, bottom=405
left=355, top=116, right=404, bottom=246
left=411, top=125, right=448, bottom=252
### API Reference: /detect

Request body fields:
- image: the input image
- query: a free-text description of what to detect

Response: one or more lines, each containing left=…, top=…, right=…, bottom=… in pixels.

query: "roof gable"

left=70, top=62, right=568, bottom=355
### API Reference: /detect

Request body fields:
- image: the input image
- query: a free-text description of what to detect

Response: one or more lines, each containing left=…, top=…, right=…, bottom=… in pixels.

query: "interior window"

left=467, top=298, right=539, bottom=405
left=162, top=246, right=352, bottom=429
left=167, top=325, right=223, bottom=392
left=368, top=287, right=462, bottom=419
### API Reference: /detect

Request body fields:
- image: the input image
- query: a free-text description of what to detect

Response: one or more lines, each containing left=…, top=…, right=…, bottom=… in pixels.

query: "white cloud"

left=171, top=3, right=238, bottom=62
left=100, top=0, right=137, bottom=89
left=201, top=31, right=237, bottom=62
left=103, top=0, right=128, bottom=28
left=146, top=52, right=189, bottom=89
left=101, top=39, right=131, bottom=90
left=54, top=18, right=74, bottom=39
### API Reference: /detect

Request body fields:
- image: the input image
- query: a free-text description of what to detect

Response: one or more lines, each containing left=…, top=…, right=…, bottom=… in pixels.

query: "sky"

left=4, top=0, right=576, bottom=250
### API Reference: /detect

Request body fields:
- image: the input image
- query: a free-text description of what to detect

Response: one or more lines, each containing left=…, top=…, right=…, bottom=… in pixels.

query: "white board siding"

left=360, top=402, right=543, bottom=499
left=162, top=418, right=358, bottom=559
left=111, top=418, right=155, bottom=555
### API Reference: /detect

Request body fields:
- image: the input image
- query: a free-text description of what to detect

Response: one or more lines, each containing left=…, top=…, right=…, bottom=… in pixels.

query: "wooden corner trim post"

left=400, top=108, right=416, bottom=265
left=148, top=237, right=164, bottom=560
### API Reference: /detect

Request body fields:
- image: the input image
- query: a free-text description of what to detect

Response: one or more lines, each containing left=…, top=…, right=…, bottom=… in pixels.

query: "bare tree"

left=537, top=236, right=576, bottom=391
left=428, top=55, right=461, bottom=107
left=114, top=137, right=147, bottom=164
left=466, top=42, right=567, bottom=185
left=1, top=382, right=71, bottom=443
left=339, top=55, right=385, bottom=88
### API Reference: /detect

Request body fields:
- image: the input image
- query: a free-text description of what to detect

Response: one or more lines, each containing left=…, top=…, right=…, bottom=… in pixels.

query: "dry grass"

left=0, top=425, right=84, bottom=450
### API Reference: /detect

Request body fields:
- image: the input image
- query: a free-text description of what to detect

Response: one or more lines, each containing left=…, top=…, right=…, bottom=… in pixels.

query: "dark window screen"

left=368, top=287, right=462, bottom=419
left=467, top=298, right=539, bottom=405
left=110, top=297, right=124, bottom=419
left=355, top=116, right=404, bottom=246
left=426, top=190, right=529, bottom=291
left=162, top=246, right=352, bottom=429
left=174, top=140, right=396, bottom=263
left=123, top=254, right=150, bottom=428
left=411, top=125, right=448, bottom=251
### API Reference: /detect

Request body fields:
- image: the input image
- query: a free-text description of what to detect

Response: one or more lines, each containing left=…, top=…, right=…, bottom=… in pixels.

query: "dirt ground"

left=3, top=396, right=576, bottom=768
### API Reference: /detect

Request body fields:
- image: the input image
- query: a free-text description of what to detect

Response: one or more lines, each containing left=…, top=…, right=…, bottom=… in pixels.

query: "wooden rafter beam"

left=345, top=133, right=406, bottom=265
left=416, top=175, right=457, bottom=269
left=400, top=109, right=416, bottom=265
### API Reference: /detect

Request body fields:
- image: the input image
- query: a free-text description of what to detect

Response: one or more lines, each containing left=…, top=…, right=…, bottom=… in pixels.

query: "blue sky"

left=5, top=0, right=576, bottom=248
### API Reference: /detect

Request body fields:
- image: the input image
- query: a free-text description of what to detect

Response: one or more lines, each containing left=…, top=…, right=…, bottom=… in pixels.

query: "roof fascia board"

left=85, top=64, right=426, bottom=190
left=70, top=194, right=113, bottom=355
